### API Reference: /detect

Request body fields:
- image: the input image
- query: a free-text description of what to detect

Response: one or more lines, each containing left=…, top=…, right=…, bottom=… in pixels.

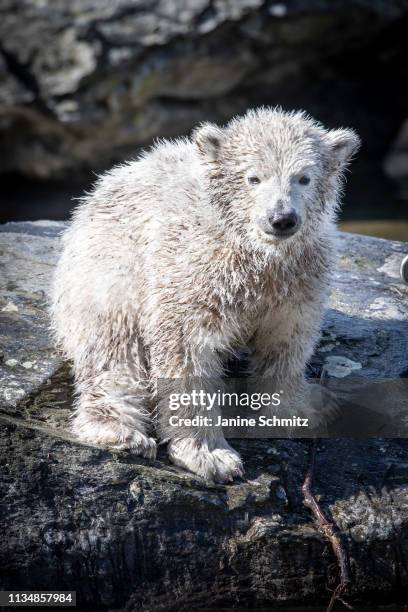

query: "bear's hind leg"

left=72, top=367, right=156, bottom=459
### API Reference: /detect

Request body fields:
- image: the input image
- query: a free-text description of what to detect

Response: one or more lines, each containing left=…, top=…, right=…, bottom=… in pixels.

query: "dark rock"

left=0, top=1, right=408, bottom=179
left=384, top=118, right=408, bottom=200
left=1, top=223, right=408, bottom=608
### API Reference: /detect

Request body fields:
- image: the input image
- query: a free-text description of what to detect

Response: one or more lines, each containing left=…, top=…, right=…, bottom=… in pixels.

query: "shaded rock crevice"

left=1, top=2, right=408, bottom=180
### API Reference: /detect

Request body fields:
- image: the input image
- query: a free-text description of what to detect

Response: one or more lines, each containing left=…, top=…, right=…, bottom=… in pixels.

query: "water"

left=339, top=220, right=408, bottom=241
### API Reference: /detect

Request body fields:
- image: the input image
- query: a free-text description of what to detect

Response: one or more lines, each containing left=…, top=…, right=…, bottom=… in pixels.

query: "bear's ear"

left=193, top=122, right=224, bottom=161
left=325, top=128, right=361, bottom=168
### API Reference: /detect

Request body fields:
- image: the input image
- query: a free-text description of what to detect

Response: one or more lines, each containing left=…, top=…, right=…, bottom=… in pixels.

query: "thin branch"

left=302, top=438, right=352, bottom=611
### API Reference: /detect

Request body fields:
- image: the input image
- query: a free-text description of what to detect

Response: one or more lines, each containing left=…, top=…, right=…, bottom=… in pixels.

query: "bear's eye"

left=298, top=175, right=310, bottom=185
left=248, top=175, right=261, bottom=185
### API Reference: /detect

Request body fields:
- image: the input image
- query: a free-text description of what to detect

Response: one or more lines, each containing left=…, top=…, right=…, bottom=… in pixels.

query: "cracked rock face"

left=0, top=1, right=408, bottom=179
left=0, top=222, right=408, bottom=608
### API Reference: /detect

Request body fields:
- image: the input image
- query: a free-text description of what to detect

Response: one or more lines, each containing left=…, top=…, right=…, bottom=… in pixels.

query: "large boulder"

left=1, top=1, right=408, bottom=179
left=0, top=221, right=408, bottom=609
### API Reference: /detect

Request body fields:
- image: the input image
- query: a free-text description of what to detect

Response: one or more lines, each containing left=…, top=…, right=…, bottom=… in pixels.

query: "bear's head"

left=194, top=107, right=360, bottom=252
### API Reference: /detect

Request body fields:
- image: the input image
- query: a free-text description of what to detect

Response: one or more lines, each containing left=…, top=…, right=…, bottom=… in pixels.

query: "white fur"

left=50, top=107, right=359, bottom=483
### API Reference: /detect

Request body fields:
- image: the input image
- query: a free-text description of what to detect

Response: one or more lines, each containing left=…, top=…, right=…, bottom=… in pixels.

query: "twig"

left=302, top=438, right=352, bottom=611
left=337, top=596, right=354, bottom=610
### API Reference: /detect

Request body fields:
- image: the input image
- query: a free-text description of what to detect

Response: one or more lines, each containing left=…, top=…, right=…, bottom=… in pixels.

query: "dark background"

left=1, top=0, right=408, bottom=239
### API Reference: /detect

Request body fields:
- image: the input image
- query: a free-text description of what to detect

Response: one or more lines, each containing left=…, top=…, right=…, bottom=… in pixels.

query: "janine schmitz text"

left=168, top=415, right=309, bottom=428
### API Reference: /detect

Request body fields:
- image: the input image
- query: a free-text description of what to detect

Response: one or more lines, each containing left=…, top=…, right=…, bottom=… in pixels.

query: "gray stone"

left=0, top=1, right=407, bottom=179
left=0, top=223, right=408, bottom=608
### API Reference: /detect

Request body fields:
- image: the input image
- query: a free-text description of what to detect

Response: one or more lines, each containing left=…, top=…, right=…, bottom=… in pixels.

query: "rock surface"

left=1, top=1, right=408, bottom=179
left=0, top=222, right=408, bottom=610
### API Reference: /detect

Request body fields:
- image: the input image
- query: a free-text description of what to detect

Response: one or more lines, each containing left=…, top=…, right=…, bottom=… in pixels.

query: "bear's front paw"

left=71, top=415, right=157, bottom=459
left=167, top=437, right=244, bottom=483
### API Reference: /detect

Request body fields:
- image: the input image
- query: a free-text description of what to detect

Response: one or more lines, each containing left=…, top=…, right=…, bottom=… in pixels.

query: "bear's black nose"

left=268, top=211, right=299, bottom=235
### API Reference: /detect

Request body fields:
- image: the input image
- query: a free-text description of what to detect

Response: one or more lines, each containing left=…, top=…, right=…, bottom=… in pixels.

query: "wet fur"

left=50, top=107, right=359, bottom=482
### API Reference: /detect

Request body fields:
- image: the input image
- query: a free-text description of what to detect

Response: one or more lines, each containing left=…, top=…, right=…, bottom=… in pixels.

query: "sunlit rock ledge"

left=0, top=221, right=407, bottom=610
